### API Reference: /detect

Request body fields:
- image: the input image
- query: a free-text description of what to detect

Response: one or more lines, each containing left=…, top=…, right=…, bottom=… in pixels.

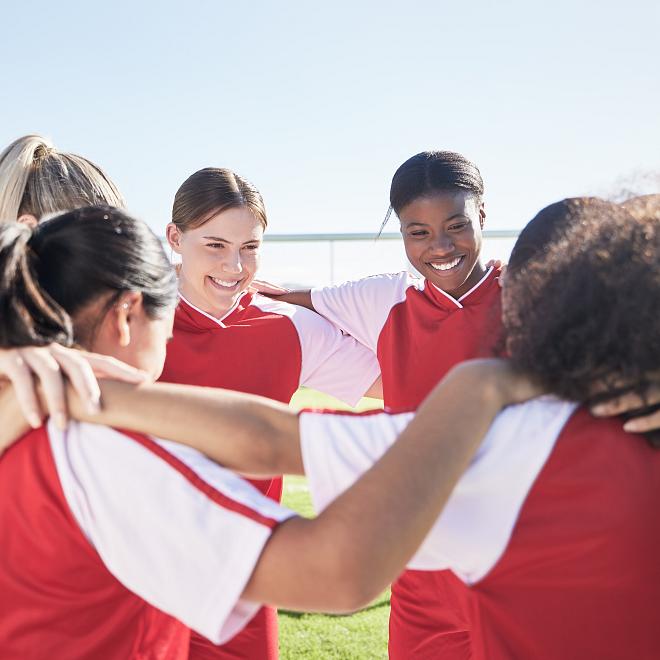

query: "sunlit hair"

left=504, top=197, right=660, bottom=417
left=379, top=150, right=484, bottom=235
left=0, top=135, right=124, bottom=224
left=172, top=167, right=267, bottom=231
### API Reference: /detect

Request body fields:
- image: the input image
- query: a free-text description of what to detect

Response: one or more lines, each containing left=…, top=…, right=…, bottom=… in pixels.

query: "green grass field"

left=279, top=389, right=389, bottom=659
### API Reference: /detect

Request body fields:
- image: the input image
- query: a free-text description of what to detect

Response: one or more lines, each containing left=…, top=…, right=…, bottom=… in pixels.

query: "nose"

left=429, top=231, right=454, bottom=255
left=220, top=248, right=244, bottom=276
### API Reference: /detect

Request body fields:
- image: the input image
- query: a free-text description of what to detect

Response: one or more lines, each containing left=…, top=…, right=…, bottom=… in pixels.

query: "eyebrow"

left=403, top=213, right=468, bottom=227
left=202, top=236, right=261, bottom=244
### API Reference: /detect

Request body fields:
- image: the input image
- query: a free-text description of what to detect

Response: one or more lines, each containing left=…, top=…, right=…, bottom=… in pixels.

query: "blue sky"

left=2, top=0, right=658, bottom=236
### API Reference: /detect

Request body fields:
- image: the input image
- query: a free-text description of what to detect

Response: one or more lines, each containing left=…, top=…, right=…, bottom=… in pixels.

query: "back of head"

left=171, top=167, right=267, bottom=231
left=389, top=150, right=484, bottom=215
left=0, top=206, right=177, bottom=348
left=504, top=197, right=660, bottom=408
left=0, top=135, right=125, bottom=224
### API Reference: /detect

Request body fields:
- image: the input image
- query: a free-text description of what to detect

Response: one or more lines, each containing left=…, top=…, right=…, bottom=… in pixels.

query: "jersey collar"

left=426, top=266, right=499, bottom=310
left=177, top=291, right=253, bottom=330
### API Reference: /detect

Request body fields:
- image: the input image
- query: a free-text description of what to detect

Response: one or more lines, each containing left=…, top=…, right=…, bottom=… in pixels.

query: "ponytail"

left=0, top=134, right=124, bottom=225
left=0, top=223, right=73, bottom=347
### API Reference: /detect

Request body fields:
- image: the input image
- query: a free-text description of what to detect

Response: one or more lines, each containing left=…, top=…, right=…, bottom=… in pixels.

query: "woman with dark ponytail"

left=0, top=205, right=541, bottom=659
left=258, top=150, right=502, bottom=658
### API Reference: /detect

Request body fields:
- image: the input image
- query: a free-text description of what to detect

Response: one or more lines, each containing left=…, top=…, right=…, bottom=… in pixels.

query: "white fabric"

left=429, top=266, right=495, bottom=309
left=253, top=294, right=380, bottom=406
left=300, top=398, right=577, bottom=584
left=311, top=272, right=419, bottom=352
left=47, top=420, right=294, bottom=644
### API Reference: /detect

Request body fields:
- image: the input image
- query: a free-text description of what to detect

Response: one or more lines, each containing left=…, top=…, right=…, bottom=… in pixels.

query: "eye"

left=206, top=243, right=224, bottom=249
left=243, top=243, right=260, bottom=251
left=409, top=230, right=429, bottom=237
left=448, top=222, right=469, bottom=232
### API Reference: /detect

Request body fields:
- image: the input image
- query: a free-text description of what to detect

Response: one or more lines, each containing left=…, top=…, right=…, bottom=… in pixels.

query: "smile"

left=208, top=276, right=241, bottom=289
left=429, top=256, right=463, bottom=272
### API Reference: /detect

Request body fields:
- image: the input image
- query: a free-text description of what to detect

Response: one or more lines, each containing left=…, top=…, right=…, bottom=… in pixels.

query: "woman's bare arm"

left=251, top=280, right=315, bottom=311
left=243, top=359, right=541, bottom=612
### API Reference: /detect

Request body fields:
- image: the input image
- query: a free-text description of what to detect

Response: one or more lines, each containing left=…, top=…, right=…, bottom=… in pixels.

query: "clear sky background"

left=1, top=0, right=658, bottom=237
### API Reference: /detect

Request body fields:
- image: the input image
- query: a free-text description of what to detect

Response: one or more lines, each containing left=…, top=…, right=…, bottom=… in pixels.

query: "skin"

left=167, top=208, right=263, bottom=319
left=0, top=351, right=540, bottom=612
left=398, top=192, right=486, bottom=299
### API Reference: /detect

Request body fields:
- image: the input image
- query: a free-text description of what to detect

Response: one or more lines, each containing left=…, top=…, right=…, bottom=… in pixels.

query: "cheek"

left=402, top=240, right=424, bottom=267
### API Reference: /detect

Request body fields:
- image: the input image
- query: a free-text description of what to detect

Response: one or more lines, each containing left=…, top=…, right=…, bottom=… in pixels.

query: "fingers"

left=49, top=344, right=101, bottom=415
left=591, top=385, right=660, bottom=417
left=250, top=279, right=290, bottom=295
left=78, top=352, right=148, bottom=384
left=19, top=347, right=69, bottom=430
left=0, top=350, right=42, bottom=428
left=623, top=410, right=660, bottom=433
left=486, top=259, right=504, bottom=269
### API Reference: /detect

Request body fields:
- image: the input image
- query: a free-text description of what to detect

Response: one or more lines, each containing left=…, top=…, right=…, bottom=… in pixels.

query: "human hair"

left=0, top=206, right=177, bottom=348
left=0, top=135, right=125, bottom=224
left=379, top=150, right=484, bottom=233
left=503, top=197, right=660, bottom=444
left=171, top=167, right=267, bottom=231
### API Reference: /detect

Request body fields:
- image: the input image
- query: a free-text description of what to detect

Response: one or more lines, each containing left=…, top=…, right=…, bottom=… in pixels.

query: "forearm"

left=245, top=360, right=521, bottom=611
left=81, top=381, right=304, bottom=475
left=276, top=290, right=314, bottom=311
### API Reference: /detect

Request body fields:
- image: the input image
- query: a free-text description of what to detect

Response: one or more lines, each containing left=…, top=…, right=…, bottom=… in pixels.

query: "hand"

left=486, top=259, right=504, bottom=270
left=591, top=383, right=660, bottom=432
left=250, top=279, right=291, bottom=296
left=0, top=345, right=147, bottom=431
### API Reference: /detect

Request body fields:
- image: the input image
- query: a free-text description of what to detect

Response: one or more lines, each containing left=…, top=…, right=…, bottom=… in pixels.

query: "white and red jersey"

left=311, top=267, right=501, bottom=413
left=0, top=420, right=294, bottom=660
left=159, top=291, right=379, bottom=659
left=312, top=267, right=502, bottom=657
left=299, top=402, right=660, bottom=660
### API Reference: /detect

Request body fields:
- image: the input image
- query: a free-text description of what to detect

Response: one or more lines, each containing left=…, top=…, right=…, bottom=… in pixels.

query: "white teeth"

left=430, top=257, right=462, bottom=271
left=210, top=277, right=239, bottom=288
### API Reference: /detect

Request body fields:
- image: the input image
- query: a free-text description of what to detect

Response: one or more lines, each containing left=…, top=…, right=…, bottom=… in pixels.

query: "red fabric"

left=378, top=268, right=502, bottom=413
left=0, top=428, right=191, bottom=659
left=160, top=296, right=304, bottom=659
left=382, top=270, right=502, bottom=659
left=468, top=408, right=660, bottom=660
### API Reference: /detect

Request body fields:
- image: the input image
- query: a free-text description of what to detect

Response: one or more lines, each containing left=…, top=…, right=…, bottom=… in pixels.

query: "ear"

left=478, top=202, right=486, bottom=230
left=17, top=213, right=38, bottom=228
left=166, top=223, right=183, bottom=254
left=114, top=291, right=144, bottom=347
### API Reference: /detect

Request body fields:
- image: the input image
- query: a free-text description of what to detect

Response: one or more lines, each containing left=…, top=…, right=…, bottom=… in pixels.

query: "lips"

left=207, top=275, right=241, bottom=290
left=428, top=256, right=464, bottom=272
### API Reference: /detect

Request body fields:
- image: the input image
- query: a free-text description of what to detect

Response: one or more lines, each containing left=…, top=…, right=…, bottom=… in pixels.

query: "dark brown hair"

left=171, top=168, right=267, bottom=231
left=0, top=206, right=177, bottom=348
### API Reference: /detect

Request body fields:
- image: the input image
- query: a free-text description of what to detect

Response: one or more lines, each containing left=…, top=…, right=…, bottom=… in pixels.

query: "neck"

left=448, top=262, right=488, bottom=300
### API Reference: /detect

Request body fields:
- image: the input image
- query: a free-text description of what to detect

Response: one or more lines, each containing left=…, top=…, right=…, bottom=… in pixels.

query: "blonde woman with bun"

left=0, top=134, right=124, bottom=226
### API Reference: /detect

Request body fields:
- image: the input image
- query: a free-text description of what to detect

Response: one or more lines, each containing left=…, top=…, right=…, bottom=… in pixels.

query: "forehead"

left=188, top=207, right=264, bottom=239
left=398, top=192, right=479, bottom=225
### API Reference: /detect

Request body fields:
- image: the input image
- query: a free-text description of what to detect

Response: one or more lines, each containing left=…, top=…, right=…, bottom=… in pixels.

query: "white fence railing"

left=258, top=230, right=520, bottom=288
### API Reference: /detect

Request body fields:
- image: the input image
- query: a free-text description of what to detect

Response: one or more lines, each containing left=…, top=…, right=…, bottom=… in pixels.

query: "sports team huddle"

left=0, top=134, right=658, bottom=660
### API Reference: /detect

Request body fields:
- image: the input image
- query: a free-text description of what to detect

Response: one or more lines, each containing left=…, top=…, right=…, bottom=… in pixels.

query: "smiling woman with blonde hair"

left=0, top=134, right=124, bottom=225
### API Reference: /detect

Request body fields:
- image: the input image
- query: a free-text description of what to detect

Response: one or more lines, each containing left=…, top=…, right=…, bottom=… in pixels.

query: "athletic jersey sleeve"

left=299, top=399, right=577, bottom=584
left=47, top=420, right=295, bottom=645
left=310, top=272, right=414, bottom=352
left=252, top=293, right=381, bottom=406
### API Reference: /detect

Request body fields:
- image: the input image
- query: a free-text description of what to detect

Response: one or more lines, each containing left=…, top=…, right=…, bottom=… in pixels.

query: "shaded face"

left=170, top=207, right=264, bottom=317
left=90, top=303, right=175, bottom=381
left=398, top=192, right=486, bottom=298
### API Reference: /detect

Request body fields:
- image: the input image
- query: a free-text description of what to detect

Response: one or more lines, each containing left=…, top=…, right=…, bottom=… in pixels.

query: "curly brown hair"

left=503, top=197, right=660, bottom=408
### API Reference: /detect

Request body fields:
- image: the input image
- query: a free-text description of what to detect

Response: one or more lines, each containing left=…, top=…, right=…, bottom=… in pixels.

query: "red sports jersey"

left=311, top=267, right=501, bottom=657
left=160, top=291, right=380, bottom=659
left=0, top=420, right=293, bottom=660
left=299, top=401, right=660, bottom=659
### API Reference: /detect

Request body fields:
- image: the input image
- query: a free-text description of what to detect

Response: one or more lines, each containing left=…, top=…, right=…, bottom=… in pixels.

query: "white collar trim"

left=429, top=266, right=494, bottom=309
left=178, top=291, right=249, bottom=328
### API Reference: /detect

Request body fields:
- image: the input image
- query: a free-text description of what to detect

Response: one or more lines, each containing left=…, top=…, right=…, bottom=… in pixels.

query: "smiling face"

left=168, top=206, right=264, bottom=318
left=398, top=192, right=486, bottom=298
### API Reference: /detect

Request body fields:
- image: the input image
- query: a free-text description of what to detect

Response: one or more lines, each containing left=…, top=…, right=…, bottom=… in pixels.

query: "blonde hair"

left=0, top=134, right=125, bottom=224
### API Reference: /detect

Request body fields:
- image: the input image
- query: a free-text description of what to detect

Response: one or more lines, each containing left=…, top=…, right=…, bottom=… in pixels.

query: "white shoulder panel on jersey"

left=48, top=420, right=294, bottom=644
left=253, top=293, right=380, bottom=406
left=310, top=271, right=420, bottom=352
left=300, top=398, right=577, bottom=584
